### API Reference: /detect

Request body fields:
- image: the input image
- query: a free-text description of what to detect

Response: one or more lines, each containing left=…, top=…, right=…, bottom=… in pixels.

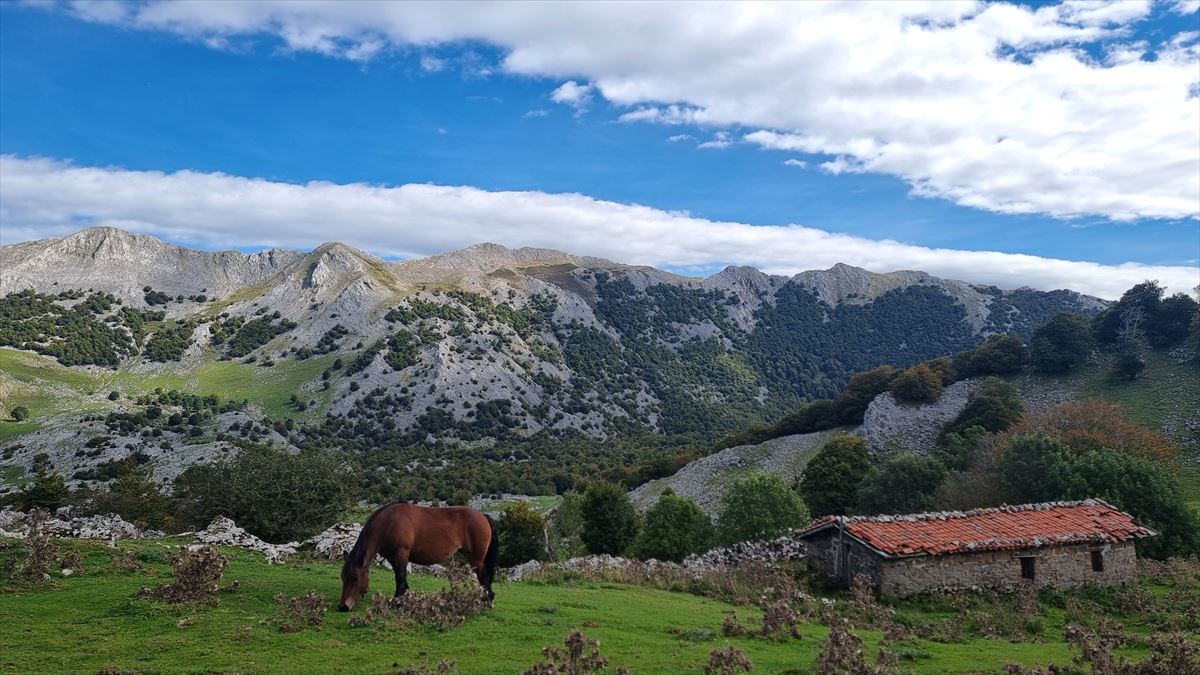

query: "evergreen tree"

left=889, top=363, right=943, bottom=403
left=631, top=490, right=714, bottom=562
left=799, top=435, right=872, bottom=517
left=579, top=481, right=639, bottom=555
left=1030, top=312, right=1093, bottom=373
left=856, top=453, right=947, bottom=515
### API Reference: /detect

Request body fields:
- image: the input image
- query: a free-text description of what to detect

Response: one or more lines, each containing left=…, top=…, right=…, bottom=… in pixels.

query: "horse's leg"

left=389, top=550, right=410, bottom=597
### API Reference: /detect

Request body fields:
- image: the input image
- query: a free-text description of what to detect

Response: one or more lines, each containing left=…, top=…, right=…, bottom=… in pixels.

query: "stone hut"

left=795, top=499, right=1155, bottom=597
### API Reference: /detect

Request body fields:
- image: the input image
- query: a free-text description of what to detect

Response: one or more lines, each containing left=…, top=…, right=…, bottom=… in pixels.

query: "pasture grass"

left=0, top=538, right=1180, bottom=674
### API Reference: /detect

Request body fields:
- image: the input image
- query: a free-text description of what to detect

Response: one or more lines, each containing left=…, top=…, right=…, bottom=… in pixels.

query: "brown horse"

left=338, top=502, right=499, bottom=611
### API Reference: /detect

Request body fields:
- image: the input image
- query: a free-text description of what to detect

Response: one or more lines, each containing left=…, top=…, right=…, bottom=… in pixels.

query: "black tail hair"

left=483, top=514, right=500, bottom=583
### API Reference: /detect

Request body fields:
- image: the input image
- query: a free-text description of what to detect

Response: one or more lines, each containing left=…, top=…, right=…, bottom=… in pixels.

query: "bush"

left=856, top=453, right=947, bottom=515
left=524, top=630, right=628, bottom=675
left=992, top=399, right=1177, bottom=463
left=941, top=377, right=1023, bottom=440
left=716, top=473, right=808, bottom=546
left=889, top=363, right=944, bottom=404
left=81, top=465, right=176, bottom=531
left=630, top=490, right=713, bottom=562
left=953, top=334, right=1027, bottom=378
left=11, top=405, right=29, bottom=421
left=799, top=435, right=871, bottom=518
left=347, top=565, right=489, bottom=630
left=996, top=433, right=1070, bottom=505
left=143, top=545, right=230, bottom=605
left=14, top=472, right=69, bottom=511
left=496, top=502, right=546, bottom=567
left=579, top=481, right=639, bottom=555
left=546, top=490, right=586, bottom=560
left=1030, top=313, right=1093, bottom=373
left=704, top=646, right=754, bottom=675
left=173, top=444, right=357, bottom=542
left=274, top=589, right=329, bottom=632
left=834, top=366, right=897, bottom=424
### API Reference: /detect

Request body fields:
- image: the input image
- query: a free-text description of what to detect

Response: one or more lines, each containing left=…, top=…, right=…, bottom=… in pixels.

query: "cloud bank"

left=2, top=156, right=1195, bottom=299
left=41, top=0, right=1200, bottom=222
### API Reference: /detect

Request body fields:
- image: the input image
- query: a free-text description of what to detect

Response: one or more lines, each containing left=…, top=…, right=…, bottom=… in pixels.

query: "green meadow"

left=1, top=538, right=1191, bottom=674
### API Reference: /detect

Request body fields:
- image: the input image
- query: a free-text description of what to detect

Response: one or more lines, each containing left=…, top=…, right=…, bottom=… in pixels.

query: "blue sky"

left=0, top=1, right=1197, bottom=297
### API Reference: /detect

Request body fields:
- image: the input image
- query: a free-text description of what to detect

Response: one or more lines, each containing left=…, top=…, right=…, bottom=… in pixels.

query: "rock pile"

left=0, top=507, right=143, bottom=544
left=194, top=516, right=297, bottom=564
left=860, top=380, right=975, bottom=455
left=681, top=532, right=806, bottom=570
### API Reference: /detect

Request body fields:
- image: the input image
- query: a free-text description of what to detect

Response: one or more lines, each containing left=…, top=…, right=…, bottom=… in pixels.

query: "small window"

left=1020, top=557, right=1036, bottom=580
left=1091, top=550, right=1104, bottom=572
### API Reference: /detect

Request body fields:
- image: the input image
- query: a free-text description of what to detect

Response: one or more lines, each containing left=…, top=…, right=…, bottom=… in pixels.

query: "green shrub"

left=11, top=405, right=29, bottom=421
left=14, top=472, right=69, bottom=511
left=173, top=444, right=357, bottom=542
left=953, top=334, right=1027, bottom=378
left=856, top=453, right=947, bottom=515
left=496, top=502, right=546, bottom=567
left=579, top=481, right=639, bottom=555
left=1030, top=313, right=1093, bottom=373
left=799, top=435, right=871, bottom=517
left=631, top=490, right=713, bottom=562
left=82, top=464, right=176, bottom=531
left=716, top=473, right=808, bottom=546
left=890, top=363, right=944, bottom=404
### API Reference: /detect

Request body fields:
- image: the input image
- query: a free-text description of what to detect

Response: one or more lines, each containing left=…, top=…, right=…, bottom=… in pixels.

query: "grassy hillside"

left=3, top=538, right=1191, bottom=674
left=1010, top=349, right=1200, bottom=510
left=0, top=347, right=336, bottom=442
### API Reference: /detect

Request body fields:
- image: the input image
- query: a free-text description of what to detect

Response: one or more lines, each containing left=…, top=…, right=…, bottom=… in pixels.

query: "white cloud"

left=697, top=131, right=733, bottom=150
left=783, top=159, right=807, bottom=168
left=523, top=109, right=549, bottom=118
left=1171, top=0, right=1200, bottom=15
left=2, top=155, right=1195, bottom=299
left=667, top=134, right=692, bottom=142
left=549, top=80, right=593, bottom=111
left=39, top=0, right=1199, bottom=221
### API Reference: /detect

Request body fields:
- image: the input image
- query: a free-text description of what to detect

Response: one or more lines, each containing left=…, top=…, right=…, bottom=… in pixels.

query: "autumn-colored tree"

left=990, top=399, right=1177, bottom=464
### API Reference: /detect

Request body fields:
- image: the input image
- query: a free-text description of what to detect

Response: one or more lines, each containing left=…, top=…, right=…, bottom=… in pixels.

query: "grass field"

left=0, top=347, right=337, bottom=442
left=1, top=538, right=1189, bottom=674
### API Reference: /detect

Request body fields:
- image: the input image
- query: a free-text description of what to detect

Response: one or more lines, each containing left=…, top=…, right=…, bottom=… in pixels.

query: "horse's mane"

left=346, top=501, right=404, bottom=569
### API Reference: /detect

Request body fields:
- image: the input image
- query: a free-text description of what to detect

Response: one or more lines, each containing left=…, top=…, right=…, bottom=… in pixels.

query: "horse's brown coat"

left=338, top=502, right=498, bottom=611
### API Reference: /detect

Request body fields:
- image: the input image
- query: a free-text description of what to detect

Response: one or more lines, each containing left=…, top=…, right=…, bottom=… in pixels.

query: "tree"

left=1092, top=281, right=1163, bottom=345
left=1057, top=448, right=1200, bottom=559
left=631, top=490, right=714, bottom=562
left=995, top=433, right=1069, bottom=505
left=495, top=501, right=546, bottom=567
left=10, top=405, right=29, bottom=421
left=546, top=490, right=586, bottom=560
left=1111, top=307, right=1148, bottom=381
left=14, top=472, right=68, bottom=511
left=84, top=463, right=175, bottom=531
left=1030, top=313, right=1093, bottom=373
left=1151, top=293, right=1198, bottom=347
left=173, top=444, right=357, bottom=543
left=992, top=399, right=1177, bottom=463
left=856, top=453, right=947, bottom=515
left=953, top=334, right=1028, bottom=378
left=799, top=435, right=872, bottom=517
left=579, top=481, right=639, bottom=555
left=834, top=366, right=897, bottom=424
left=941, top=377, right=1023, bottom=440
left=716, top=473, right=808, bottom=546
left=889, top=363, right=943, bottom=404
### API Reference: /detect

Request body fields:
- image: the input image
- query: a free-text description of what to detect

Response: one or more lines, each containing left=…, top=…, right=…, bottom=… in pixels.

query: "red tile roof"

left=796, top=499, right=1155, bottom=557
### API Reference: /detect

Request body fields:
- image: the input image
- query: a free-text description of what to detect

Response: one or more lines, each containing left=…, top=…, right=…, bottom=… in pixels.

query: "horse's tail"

left=484, top=514, right=500, bottom=582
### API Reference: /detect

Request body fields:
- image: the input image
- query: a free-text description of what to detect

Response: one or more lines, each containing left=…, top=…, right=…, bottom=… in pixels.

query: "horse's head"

left=338, top=558, right=368, bottom=611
